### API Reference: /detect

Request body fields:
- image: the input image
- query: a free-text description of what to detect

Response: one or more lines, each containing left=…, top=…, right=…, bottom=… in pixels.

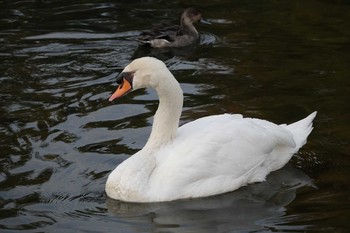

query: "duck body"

left=136, top=8, right=204, bottom=48
left=106, top=57, right=316, bottom=202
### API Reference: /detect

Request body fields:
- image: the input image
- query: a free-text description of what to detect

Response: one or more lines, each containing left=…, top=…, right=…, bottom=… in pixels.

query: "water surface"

left=1, top=0, right=350, bottom=232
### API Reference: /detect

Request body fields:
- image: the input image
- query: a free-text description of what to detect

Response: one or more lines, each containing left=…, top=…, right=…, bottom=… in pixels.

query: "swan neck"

left=143, top=71, right=183, bottom=151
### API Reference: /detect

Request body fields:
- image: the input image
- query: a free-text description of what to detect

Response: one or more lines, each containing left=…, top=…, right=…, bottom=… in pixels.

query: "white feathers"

left=105, top=57, right=316, bottom=202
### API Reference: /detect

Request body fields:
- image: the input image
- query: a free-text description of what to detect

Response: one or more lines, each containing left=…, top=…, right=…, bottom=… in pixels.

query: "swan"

left=106, top=57, right=317, bottom=202
left=135, top=8, right=208, bottom=48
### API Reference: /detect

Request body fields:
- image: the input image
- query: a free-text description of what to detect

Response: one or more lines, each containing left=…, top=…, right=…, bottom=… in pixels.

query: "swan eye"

left=116, top=72, right=134, bottom=85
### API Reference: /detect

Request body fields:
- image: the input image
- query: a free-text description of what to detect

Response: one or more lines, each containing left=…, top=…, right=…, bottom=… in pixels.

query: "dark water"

left=1, top=0, right=350, bottom=232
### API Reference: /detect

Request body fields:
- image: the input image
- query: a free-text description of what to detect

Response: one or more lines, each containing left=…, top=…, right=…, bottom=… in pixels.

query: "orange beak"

left=109, top=78, right=132, bottom=101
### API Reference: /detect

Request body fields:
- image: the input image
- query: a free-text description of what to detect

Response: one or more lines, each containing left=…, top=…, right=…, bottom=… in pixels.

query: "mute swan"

left=136, top=8, right=209, bottom=48
left=106, top=57, right=316, bottom=202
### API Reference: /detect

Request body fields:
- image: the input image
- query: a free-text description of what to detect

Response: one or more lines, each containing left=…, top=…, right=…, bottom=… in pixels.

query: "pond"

left=1, top=0, right=349, bottom=232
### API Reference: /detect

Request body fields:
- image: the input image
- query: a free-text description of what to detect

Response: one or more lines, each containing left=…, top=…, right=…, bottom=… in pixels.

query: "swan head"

left=109, top=57, right=170, bottom=101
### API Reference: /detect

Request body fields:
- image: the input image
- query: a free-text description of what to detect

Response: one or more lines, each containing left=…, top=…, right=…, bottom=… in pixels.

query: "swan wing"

left=149, top=114, right=296, bottom=200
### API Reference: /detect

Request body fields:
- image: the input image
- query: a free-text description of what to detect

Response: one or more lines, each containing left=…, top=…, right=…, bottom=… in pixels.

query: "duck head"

left=181, top=8, right=210, bottom=26
left=181, top=8, right=202, bottom=25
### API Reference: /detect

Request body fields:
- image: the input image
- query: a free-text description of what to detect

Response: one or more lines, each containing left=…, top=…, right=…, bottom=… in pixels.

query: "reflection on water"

left=1, top=0, right=350, bottom=232
left=107, top=165, right=314, bottom=233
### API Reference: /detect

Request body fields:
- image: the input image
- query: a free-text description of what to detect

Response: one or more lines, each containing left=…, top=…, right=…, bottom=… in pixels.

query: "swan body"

left=136, top=8, right=206, bottom=48
left=106, top=57, right=316, bottom=202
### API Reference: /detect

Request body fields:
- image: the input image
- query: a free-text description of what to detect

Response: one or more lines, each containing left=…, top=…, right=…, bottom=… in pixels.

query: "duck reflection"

left=131, top=44, right=197, bottom=61
left=106, top=164, right=314, bottom=232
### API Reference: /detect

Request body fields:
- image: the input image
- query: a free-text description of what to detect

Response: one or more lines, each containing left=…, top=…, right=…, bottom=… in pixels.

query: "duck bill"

left=109, top=78, right=132, bottom=101
left=200, top=18, right=211, bottom=25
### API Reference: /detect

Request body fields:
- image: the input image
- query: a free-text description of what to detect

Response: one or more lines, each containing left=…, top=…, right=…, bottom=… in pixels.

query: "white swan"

left=106, top=57, right=316, bottom=203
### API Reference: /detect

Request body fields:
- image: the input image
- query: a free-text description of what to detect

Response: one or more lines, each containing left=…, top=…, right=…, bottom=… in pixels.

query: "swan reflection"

left=107, top=164, right=314, bottom=232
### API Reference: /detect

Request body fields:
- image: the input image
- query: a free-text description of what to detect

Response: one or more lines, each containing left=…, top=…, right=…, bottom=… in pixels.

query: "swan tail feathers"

left=285, top=111, right=317, bottom=151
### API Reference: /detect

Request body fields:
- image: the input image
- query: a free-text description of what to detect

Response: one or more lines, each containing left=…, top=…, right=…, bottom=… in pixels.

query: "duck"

left=135, top=8, right=208, bottom=48
left=105, top=57, right=317, bottom=202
